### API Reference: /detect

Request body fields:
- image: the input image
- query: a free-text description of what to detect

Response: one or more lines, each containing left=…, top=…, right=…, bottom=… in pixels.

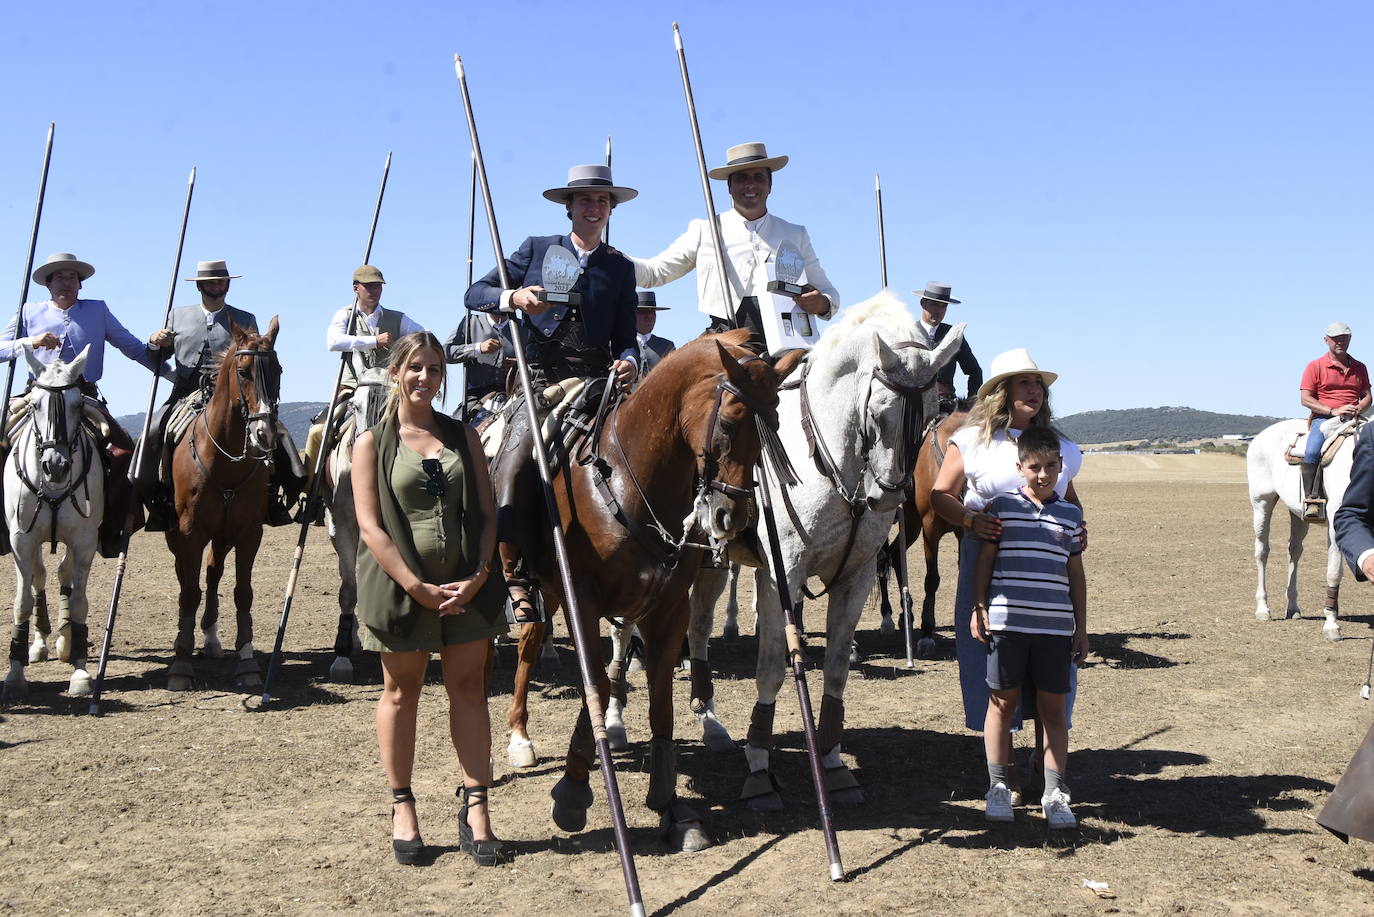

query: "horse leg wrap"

left=646, top=737, right=677, bottom=812
left=67, top=622, right=88, bottom=664
left=333, top=614, right=355, bottom=657
left=689, top=657, right=714, bottom=706
left=747, top=702, right=776, bottom=751
left=1325, top=585, right=1340, bottom=613
left=10, top=622, right=30, bottom=664
left=817, top=694, right=844, bottom=757
left=606, top=660, right=628, bottom=706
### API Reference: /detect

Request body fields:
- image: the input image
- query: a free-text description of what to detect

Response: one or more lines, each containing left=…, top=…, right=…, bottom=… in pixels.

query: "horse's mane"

left=806, top=289, right=921, bottom=368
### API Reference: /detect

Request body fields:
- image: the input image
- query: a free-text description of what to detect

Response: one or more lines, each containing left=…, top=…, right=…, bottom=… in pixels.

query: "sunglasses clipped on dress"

left=420, top=458, right=446, bottom=498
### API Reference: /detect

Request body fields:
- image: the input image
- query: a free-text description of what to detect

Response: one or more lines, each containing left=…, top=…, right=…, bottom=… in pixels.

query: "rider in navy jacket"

left=1335, top=423, right=1374, bottom=581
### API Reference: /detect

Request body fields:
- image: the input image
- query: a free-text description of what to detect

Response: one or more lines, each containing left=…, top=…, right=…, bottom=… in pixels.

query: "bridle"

left=12, top=378, right=96, bottom=553
left=190, top=345, right=281, bottom=485
left=790, top=338, right=935, bottom=598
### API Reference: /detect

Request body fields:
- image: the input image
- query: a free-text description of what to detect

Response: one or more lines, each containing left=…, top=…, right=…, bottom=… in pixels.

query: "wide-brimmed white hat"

left=33, top=252, right=95, bottom=285
left=708, top=142, right=789, bottom=180
left=183, top=260, right=242, bottom=282
left=977, top=348, right=1059, bottom=400
left=542, top=164, right=638, bottom=204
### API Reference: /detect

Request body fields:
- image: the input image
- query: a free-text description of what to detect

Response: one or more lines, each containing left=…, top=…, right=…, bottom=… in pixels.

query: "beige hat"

left=977, top=348, right=1059, bottom=400
left=33, top=252, right=95, bottom=285
left=542, top=165, right=638, bottom=205
left=183, top=260, right=241, bottom=282
left=708, top=142, right=789, bottom=180
left=1327, top=321, right=1353, bottom=337
left=353, top=265, right=386, bottom=284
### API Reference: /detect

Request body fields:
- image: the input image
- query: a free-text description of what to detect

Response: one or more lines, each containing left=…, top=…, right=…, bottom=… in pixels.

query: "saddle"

left=1283, top=417, right=1359, bottom=466
left=482, top=376, right=609, bottom=466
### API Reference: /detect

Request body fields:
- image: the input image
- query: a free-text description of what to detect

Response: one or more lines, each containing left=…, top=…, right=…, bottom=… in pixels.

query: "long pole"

left=260, top=152, right=392, bottom=705
left=2, top=123, right=56, bottom=430
left=876, top=174, right=918, bottom=669
left=604, top=135, right=613, bottom=246
left=88, top=166, right=195, bottom=715
left=454, top=55, right=645, bottom=917
left=673, top=23, right=843, bottom=881
left=456, top=151, right=477, bottom=413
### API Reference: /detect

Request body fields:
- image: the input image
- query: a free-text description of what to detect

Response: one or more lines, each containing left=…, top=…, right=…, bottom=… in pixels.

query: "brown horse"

left=878, top=406, right=968, bottom=657
left=503, top=329, right=803, bottom=850
left=165, top=318, right=282, bottom=691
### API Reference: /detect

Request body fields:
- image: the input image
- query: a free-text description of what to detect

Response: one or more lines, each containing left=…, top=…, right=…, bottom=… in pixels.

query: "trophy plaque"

left=537, top=245, right=583, bottom=305
left=760, top=239, right=821, bottom=355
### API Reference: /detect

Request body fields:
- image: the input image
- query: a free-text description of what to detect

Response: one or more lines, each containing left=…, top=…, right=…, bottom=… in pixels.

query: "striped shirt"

left=985, top=489, right=1083, bottom=636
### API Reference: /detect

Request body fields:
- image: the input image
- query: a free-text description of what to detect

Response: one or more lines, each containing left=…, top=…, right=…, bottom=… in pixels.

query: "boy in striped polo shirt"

left=972, top=426, right=1088, bottom=828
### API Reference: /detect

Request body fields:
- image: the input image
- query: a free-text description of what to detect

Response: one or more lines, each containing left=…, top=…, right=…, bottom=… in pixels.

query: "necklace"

left=399, top=423, right=437, bottom=435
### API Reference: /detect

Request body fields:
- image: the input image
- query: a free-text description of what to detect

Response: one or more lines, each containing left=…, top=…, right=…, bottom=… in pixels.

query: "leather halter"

left=189, top=346, right=280, bottom=496
left=786, top=339, right=934, bottom=599
left=13, top=379, right=96, bottom=553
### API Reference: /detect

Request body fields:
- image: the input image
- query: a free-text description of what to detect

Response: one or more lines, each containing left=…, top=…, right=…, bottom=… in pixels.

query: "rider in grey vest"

left=138, top=260, right=301, bottom=529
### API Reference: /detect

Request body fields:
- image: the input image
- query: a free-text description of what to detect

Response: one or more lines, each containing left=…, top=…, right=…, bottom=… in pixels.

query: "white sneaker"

left=1041, top=787, right=1077, bottom=829
left=985, top=783, right=1014, bottom=822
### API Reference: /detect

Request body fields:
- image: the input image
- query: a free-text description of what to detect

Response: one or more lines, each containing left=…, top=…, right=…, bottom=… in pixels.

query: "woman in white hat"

left=929, top=349, right=1085, bottom=794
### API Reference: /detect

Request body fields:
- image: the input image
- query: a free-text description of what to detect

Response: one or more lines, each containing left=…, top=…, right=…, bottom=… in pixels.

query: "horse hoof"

left=550, top=776, right=593, bottom=832
left=915, top=637, right=937, bottom=659
left=68, top=672, right=92, bottom=697
left=28, top=642, right=48, bottom=664
left=1285, top=608, right=1302, bottom=621
left=3, top=678, right=29, bottom=701
left=744, top=791, right=784, bottom=813
left=607, top=723, right=629, bottom=752
left=1324, top=623, right=1341, bottom=642
left=848, top=641, right=861, bottom=665
left=824, top=764, right=864, bottom=806
left=879, top=616, right=895, bottom=635
left=830, top=786, right=865, bottom=806
left=740, top=769, right=784, bottom=812
left=702, top=720, right=736, bottom=753
left=1254, top=608, right=1272, bottom=622
left=626, top=655, right=644, bottom=674
left=236, top=673, right=262, bottom=690
left=660, top=803, right=712, bottom=852
left=507, top=737, right=537, bottom=768
left=167, top=675, right=194, bottom=692
left=328, top=657, right=354, bottom=683
left=201, top=642, right=225, bottom=659
left=722, top=623, right=739, bottom=639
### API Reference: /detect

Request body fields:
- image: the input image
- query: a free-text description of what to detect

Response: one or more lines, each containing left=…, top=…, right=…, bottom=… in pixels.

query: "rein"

left=12, top=381, right=97, bottom=553
left=188, top=346, right=280, bottom=512
left=787, top=339, right=933, bottom=600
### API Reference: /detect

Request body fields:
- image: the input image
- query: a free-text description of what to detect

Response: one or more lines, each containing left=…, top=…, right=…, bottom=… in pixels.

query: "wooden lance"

left=673, top=22, right=844, bottom=881
left=89, top=166, right=196, bottom=715
left=454, top=54, right=646, bottom=917
left=876, top=173, right=919, bottom=669
left=260, top=152, right=392, bottom=705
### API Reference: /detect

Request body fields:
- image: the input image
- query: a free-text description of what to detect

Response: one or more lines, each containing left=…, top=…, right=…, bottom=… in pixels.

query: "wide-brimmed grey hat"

left=916, top=281, right=961, bottom=305
left=543, top=165, right=638, bottom=205
left=183, top=260, right=241, bottom=282
left=977, top=348, right=1059, bottom=400
left=636, top=291, right=669, bottom=311
left=708, top=142, right=789, bottom=180
left=33, top=252, right=95, bottom=285
left=1327, top=321, right=1353, bottom=337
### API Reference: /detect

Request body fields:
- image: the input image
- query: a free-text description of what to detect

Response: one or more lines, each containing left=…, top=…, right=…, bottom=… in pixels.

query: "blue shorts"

left=986, top=630, right=1071, bottom=695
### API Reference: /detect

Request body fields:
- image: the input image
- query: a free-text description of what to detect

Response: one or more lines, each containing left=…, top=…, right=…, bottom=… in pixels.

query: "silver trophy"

left=767, top=239, right=808, bottom=297
left=538, top=245, right=583, bottom=305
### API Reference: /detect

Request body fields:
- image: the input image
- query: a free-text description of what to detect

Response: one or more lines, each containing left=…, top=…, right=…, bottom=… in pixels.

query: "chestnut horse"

left=164, top=318, right=282, bottom=691
left=877, top=405, right=968, bottom=657
left=504, top=329, right=802, bottom=851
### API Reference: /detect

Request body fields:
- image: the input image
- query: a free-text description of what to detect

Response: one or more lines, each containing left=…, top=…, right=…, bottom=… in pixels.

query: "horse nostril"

left=713, top=505, right=732, bottom=533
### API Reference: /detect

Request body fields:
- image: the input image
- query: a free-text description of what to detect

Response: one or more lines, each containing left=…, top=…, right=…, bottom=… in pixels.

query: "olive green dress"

left=358, top=414, right=507, bottom=653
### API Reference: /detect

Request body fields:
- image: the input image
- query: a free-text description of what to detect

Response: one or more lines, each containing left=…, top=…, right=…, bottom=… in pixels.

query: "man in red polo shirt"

left=1300, top=321, right=1371, bottom=519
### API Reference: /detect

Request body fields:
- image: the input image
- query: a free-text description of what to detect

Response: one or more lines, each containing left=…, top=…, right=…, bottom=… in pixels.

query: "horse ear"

left=716, top=328, right=752, bottom=349
left=717, top=341, right=749, bottom=389
left=265, top=315, right=280, bottom=344
left=928, top=322, right=965, bottom=373
left=228, top=319, right=245, bottom=341
left=873, top=332, right=900, bottom=371
left=772, top=348, right=806, bottom=382
left=22, top=343, right=44, bottom=378
left=68, top=344, right=91, bottom=379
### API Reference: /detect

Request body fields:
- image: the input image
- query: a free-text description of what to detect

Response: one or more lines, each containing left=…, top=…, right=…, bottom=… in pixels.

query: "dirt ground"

left=2, top=452, right=1373, bottom=916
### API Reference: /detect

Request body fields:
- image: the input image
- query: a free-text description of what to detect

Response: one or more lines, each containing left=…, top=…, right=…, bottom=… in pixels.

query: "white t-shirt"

left=948, top=425, right=1084, bottom=511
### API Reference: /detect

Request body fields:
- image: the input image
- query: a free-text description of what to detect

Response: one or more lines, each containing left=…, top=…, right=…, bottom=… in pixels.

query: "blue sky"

left=2, top=0, right=1370, bottom=420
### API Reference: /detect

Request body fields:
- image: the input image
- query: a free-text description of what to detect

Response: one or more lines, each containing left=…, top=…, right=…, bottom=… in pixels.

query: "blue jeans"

left=1304, top=421, right=1327, bottom=463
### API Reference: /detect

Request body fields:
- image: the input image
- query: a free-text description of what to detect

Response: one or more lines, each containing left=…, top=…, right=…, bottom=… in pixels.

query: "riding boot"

left=1301, top=461, right=1325, bottom=520
left=143, top=482, right=174, bottom=533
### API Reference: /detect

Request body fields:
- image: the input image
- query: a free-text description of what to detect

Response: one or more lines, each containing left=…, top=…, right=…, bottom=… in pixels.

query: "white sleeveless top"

left=948, top=426, right=1084, bottom=511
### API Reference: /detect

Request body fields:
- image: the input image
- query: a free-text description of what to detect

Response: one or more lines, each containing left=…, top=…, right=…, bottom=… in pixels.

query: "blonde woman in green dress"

left=353, top=332, right=509, bottom=866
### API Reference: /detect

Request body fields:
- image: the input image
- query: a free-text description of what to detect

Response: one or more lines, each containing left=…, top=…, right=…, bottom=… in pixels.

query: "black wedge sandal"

left=391, top=787, right=425, bottom=865
left=458, top=785, right=509, bottom=866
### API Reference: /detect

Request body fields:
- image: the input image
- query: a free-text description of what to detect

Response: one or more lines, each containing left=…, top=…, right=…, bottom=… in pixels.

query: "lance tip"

left=189, top=166, right=197, bottom=181
left=875, top=173, right=881, bottom=189
left=673, top=22, right=683, bottom=47
left=453, top=54, right=464, bottom=76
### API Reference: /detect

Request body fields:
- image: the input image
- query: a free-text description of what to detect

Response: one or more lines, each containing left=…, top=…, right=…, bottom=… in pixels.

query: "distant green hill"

left=1057, top=406, right=1283, bottom=445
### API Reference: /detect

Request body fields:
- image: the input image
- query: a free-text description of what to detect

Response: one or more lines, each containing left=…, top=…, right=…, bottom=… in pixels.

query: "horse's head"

left=350, top=365, right=391, bottom=440
left=23, top=344, right=90, bottom=485
left=815, top=292, right=967, bottom=513
left=224, top=316, right=282, bottom=454
left=677, top=329, right=804, bottom=543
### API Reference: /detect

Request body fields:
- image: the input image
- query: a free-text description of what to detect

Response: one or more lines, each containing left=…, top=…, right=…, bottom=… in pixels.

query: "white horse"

left=678, top=291, right=963, bottom=809
left=325, top=366, right=391, bottom=681
left=1248, top=416, right=1359, bottom=641
left=3, top=346, right=103, bottom=699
